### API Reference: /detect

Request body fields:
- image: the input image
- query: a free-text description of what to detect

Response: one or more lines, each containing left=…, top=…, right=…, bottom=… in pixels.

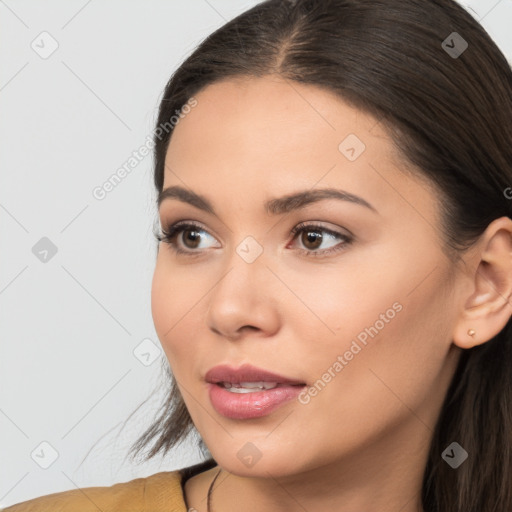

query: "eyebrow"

left=157, top=185, right=378, bottom=215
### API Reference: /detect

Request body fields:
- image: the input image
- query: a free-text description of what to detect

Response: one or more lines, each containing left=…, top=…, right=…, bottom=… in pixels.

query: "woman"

left=4, top=0, right=512, bottom=511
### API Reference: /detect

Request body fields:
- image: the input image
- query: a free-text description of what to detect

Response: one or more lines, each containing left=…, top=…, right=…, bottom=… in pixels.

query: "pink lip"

left=204, top=363, right=305, bottom=385
left=205, top=364, right=306, bottom=419
left=207, top=383, right=305, bottom=419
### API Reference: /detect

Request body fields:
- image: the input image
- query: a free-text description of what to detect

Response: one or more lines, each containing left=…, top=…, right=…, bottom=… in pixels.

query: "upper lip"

left=205, top=363, right=306, bottom=385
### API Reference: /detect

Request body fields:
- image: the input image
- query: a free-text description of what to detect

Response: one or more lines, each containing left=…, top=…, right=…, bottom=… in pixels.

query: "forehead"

left=165, top=75, right=392, bottom=176
left=168, top=75, right=382, bottom=150
left=162, top=75, right=440, bottom=228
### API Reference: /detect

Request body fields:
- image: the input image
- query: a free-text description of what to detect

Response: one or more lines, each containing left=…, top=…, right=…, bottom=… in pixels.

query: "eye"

left=289, top=222, right=353, bottom=257
left=155, top=221, right=220, bottom=255
left=155, top=220, right=353, bottom=258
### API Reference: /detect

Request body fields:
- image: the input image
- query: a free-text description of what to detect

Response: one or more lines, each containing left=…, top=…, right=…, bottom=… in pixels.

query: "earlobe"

left=452, top=216, right=512, bottom=349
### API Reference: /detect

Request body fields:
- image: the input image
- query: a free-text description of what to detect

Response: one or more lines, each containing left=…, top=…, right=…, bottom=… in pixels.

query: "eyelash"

left=155, top=221, right=353, bottom=258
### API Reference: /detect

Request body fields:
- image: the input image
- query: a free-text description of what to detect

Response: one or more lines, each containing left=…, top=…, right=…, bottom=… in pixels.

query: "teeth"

left=221, top=381, right=279, bottom=393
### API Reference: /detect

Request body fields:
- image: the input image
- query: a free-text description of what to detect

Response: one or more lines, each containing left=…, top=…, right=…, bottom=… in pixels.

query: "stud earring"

left=467, top=329, right=476, bottom=337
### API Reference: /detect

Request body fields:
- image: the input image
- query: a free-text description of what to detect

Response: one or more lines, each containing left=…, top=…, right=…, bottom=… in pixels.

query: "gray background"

left=0, top=0, right=511, bottom=507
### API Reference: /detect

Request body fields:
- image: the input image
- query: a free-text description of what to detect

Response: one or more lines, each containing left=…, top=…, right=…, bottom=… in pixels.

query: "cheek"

left=295, top=266, right=454, bottom=425
left=277, top=256, right=400, bottom=365
left=151, top=255, right=198, bottom=366
left=290, top=288, right=404, bottom=404
left=285, top=244, right=452, bottom=395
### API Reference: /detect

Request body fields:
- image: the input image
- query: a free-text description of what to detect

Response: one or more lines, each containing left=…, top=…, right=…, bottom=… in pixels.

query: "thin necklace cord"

left=207, top=467, right=222, bottom=512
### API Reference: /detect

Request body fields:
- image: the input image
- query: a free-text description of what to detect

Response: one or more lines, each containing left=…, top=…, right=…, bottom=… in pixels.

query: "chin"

left=206, top=441, right=308, bottom=479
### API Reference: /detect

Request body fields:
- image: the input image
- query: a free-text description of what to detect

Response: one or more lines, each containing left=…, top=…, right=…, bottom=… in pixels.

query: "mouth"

left=214, top=381, right=306, bottom=393
left=204, top=363, right=307, bottom=387
left=207, top=381, right=307, bottom=419
left=204, top=364, right=307, bottom=419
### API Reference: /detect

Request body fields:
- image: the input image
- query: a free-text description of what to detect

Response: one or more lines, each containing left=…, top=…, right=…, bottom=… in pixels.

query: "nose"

left=206, top=248, right=280, bottom=341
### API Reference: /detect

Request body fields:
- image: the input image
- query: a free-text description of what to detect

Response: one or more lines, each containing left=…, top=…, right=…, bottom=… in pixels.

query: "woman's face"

left=152, top=75, right=464, bottom=478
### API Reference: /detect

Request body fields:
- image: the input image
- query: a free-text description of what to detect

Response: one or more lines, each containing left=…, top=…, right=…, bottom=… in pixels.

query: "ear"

left=452, top=216, right=512, bottom=349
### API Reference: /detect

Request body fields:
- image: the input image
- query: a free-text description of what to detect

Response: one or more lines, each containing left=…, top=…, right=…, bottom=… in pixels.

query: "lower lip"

left=207, top=383, right=305, bottom=419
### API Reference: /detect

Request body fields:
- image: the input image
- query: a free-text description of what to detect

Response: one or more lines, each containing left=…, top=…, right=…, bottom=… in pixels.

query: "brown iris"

left=182, top=228, right=202, bottom=249
left=301, top=229, right=323, bottom=250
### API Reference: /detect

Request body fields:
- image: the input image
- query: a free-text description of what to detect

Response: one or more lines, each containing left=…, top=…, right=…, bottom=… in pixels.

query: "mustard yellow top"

left=1, top=459, right=217, bottom=512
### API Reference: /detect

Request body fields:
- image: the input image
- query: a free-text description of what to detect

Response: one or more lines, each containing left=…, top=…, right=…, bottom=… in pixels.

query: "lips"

left=204, top=363, right=306, bottom=386
left=205, top=364, right=307, bottom=419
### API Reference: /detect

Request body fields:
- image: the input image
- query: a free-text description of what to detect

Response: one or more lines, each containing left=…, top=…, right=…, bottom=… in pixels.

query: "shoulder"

left=1, top=469, right=186, bottom=512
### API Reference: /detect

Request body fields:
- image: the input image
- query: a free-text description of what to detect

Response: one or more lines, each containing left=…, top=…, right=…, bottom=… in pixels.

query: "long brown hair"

left=126, top=1, right=512, bottom=509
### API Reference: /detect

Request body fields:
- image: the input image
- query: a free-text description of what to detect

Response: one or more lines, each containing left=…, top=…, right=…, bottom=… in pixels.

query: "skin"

left=151, top=75, right=512, bottom=512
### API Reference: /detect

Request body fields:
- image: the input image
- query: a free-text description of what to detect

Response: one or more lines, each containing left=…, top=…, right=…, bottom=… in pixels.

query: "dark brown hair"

left=126, top=1, right=512, bottom=510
